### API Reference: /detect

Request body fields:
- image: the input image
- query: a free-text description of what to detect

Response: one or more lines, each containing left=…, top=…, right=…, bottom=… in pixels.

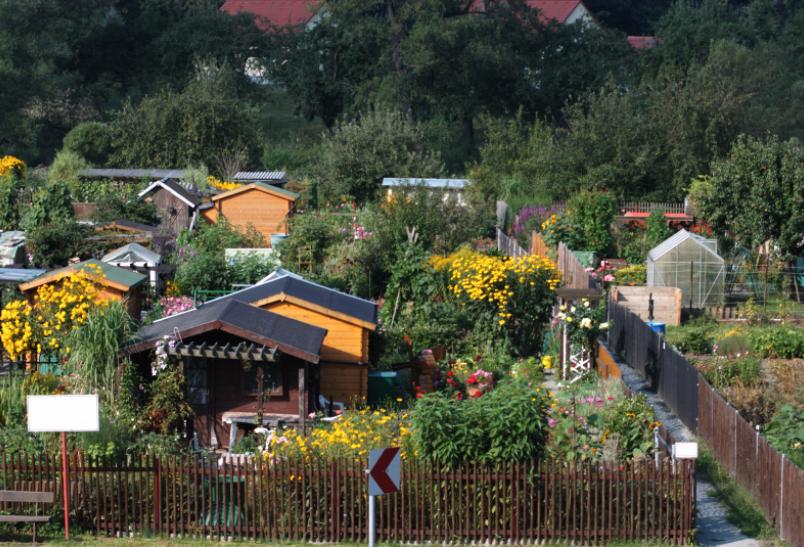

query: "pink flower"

left=548, top=418, right=557, bottom=428
left=603, top=274, right=615, bottom=282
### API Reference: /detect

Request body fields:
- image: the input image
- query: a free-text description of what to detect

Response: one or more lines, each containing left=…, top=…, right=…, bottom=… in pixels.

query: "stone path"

left=602, top=343, right=761, bottom=547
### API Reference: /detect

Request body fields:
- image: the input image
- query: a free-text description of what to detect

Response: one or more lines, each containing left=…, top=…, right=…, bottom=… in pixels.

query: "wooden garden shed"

left=128, top=299, right=327, bottom=449
left=18, top=259, right=147, bottom=318
left=201, top=183, right=299, bottom=246
left=204, top=271, right=378, bottom=406
left=138, top=178, right=203, bottom=237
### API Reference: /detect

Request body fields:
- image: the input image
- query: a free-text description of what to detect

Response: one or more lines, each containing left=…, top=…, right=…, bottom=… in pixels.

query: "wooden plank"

left=0, top=490, right=53, bottom=503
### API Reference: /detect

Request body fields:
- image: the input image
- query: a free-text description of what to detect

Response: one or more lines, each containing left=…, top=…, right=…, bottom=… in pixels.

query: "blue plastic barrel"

left=647, top=321, right=666, bottom=336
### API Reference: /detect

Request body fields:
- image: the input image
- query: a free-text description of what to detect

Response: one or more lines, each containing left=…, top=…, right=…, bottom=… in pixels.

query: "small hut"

left=138, top=178, right=203, bottom=237
left=647, top=229, right=725, bottom=308
left=18, top=259, right=147, bottom=317
left=102, top=242, right=163, bottom=289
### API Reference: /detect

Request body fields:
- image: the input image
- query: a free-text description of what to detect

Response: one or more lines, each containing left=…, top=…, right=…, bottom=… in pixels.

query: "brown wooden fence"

left=607, top=298, right=804, bottom=547
left=557, top=242, right=601, bottom=291
left=531, top=231, right=550, bottom=258
left=495, top=228, right=528, bottom=257
left=0, top=453, right=696, bottom=543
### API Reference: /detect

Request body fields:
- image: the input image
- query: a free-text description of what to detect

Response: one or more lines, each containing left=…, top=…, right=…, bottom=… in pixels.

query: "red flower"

left=466, top=374, right=478, bottom=385
left=456, top=392, right=463, bottom=401
left=472, top=391, right=482, bottom=398
left=447, top=371, right=454, bottom=377
left=415, top=392, right=424, bottom=399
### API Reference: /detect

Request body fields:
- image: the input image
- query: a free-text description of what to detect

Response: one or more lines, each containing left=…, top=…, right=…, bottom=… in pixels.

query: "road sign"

left=368, top=447, right=400, bottom=496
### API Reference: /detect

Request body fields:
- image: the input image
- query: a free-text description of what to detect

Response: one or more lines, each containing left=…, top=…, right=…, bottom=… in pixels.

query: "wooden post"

left=298, top=363, right=307, bottom=425
left=61, top=432, right=70, bottom=541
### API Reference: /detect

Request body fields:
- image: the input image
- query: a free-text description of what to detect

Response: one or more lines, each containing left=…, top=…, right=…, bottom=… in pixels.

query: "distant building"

left=0, top=231, right=26, bottom=267
left=138, top=178, right=204, bottom=237
left=382, top=178, right=468, bottom=206
left=627, top=35, right=657, bottom=49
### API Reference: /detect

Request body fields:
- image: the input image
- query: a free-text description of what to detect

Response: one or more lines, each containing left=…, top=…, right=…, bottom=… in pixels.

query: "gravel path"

left=602, top=342, right=761, bottom=547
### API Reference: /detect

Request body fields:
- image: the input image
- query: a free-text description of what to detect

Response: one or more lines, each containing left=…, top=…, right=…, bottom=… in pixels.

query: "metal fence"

left=607, top=298, right=804, bottom=547
left=0, top=453, right=696, bottom=544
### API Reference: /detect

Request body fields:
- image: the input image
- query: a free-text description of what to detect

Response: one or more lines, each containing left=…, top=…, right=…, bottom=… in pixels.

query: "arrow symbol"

left=369, top=447, right=400, bottom=495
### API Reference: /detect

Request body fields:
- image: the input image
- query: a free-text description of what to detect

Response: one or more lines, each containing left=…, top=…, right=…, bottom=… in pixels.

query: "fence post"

left=153, top=456, right=161, bottom=533
left=779, top=454, right=785, bottom=539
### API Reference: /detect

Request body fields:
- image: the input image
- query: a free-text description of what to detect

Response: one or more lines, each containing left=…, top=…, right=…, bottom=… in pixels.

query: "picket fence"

left=0, top=453, right=696, bottom=544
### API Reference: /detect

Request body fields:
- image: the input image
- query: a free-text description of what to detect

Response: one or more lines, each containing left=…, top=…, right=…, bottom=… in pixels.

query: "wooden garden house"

left=209, top=271, right=377, bottom=405
left=18, top=259, right=147, bottom=318
left=200, top=182, right=299, bottom=246
left=138, top=178, right=203, bottom=237
left=128, top=299, right=327, bottom=449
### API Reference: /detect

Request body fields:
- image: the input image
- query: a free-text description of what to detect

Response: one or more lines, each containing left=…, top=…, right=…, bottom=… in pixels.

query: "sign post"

left=27, top=394, right=100, bottom=541
left=367, top=447, right=401, bottom=547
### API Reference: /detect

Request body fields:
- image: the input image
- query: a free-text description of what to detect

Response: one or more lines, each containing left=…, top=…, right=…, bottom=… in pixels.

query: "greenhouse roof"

left=648, top=229, right=722, bottom=263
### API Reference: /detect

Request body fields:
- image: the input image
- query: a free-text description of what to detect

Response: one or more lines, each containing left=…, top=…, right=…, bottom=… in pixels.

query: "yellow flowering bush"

left=432, top=249, right=561, bottom=355
left=264, top=408, right=414, bottom=462
left=0, top=155, right=25, bottom=178
left=0, top=266, right=105, bottom=358
left=207, top=176, right=242, bottom=192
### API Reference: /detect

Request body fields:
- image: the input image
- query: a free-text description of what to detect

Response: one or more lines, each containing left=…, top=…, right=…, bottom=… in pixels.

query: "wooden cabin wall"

left=209, top=190, right=292, bottom=245
left=319, top=363, right=367, bottom=406
left=146, top=189, right=192, bottom=237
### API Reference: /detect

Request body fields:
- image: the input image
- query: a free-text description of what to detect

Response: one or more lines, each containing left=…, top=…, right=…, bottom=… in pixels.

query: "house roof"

left=627, top=35, right=657, bottom=49
left=211, top=182, right=299, bottom=202
left=233, top=170, right=288, bottom=183
left=79, top=168, right=186, bottom=180
left=129, top=299, right=327, bottom=363
left=0, top=268, right=47, bottom=284
left=528, top=0, right=587, bottom=23
left=207, top=272, right=378, bottom=329
left=648, top=229, right=723, bottom=263
left=138, top=178, right=201, bottom=208
left=102, top=243, right=162, bottom=268
left=18, top=259, right=147, bottom=293
left=221, top=0, right=318, bottom=30
left=382, top=178, right=468, bottom=189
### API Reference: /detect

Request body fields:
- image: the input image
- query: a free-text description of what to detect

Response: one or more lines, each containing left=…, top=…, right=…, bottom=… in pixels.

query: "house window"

left=243, top=364, right=284, bottom=397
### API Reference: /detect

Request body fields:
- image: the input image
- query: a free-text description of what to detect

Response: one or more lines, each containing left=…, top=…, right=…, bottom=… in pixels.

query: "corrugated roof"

left=233, top=171, right=288, bottom=182
left=138, top=178, right=201, bottom=207
left=0, top=268, right=47, bottom=283
left=528, top=0, right=585, bottom=23
left=102, top=243, right=162, bottom=267
left=208, top=272, right=378, bottom=327
left=79, top=169, right=186, bottom=179
left=648, top=229, right=723, bottom=263
left=130, top=299, right=326, bottom=363
left=19, top=259, right=147, bottom=292
left=382, top=178, right=468, bottom=189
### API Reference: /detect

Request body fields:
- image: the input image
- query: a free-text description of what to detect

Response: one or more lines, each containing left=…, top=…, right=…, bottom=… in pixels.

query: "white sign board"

left=672, top=442, right=699, bottom=460
left=27, top=394, right=100, bottom=432
left=368, top=447, right=401, bottom=496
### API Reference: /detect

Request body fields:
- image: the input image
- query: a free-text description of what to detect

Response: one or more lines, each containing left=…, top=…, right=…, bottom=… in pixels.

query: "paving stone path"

left=600, top=344, right=761, bottom=547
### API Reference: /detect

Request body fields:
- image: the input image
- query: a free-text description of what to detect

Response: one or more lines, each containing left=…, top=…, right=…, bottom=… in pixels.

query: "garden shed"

left=128, top=298, right=327, bottom=449
left=18, top=259, right=147, bottom=318
left=205, top=271, right=378, bottom=405
left=647, top=229, right=725, bottom=308
left=137, top=178, right=203, bottom=237
left=201, top=182, right=299, bottom=246
left=102, top=242, right=162, bottom=289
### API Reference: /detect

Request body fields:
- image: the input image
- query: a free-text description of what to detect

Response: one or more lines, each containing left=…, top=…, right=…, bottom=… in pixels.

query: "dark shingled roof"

left=129, top=299, right=327, bottom=363
left=139, top=178, right=201, bottom=207
left=211, top=274, right=378, bottom=326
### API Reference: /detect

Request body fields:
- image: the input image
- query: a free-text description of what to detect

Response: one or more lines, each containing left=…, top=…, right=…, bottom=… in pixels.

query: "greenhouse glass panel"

left=647, top=230, right=725, bottom=308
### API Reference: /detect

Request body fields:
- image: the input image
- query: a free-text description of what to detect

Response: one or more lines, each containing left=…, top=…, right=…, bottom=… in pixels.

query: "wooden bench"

left=0, top=490, right=53, bottom=544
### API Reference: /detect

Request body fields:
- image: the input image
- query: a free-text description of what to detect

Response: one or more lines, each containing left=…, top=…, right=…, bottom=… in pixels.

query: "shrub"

left=317, top=109, right=444, bottom=205
left=764, top=405, right=804, bottom=468
left=412, top=380, right=551, bottom=466
left=667, top=321, right=716, bottom=355
left=25, top=220, right=93, bottom=268
left=48, top=149, right=90, bottom=184
left=0, top=175, right=20, bottom=230
left=23, top=181, right=74, bottom=231
left=63, top=121, right=112, bottom=164
left=645, top=210, right=672, bottom=249
left=565, top=191, right=616, bottom=255
left=749, top=327, right=804, bottom=358
left=92, top=191, right=159, bottom=225
left=614, top=264, right=647, bottom=285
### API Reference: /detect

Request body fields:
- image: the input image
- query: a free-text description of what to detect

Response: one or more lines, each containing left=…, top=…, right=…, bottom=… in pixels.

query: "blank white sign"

left=27, top=395, right=100, bottom=432
left=672, top=442, right=699, bottom=459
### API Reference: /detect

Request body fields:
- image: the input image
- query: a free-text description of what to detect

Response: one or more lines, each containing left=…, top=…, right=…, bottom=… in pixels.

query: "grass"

left=695, top=443, right=778, bottom=541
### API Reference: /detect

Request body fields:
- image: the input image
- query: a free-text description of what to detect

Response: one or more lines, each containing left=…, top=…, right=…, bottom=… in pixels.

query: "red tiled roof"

left=221, top=0, right=317, bottom=30
left=627, top=35, right=657, bottom=49
left=527, top=0, right=584, bottom=23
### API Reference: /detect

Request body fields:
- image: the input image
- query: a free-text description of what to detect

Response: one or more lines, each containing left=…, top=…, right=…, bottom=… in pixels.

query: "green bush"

left=749, top=327, right=804, bottom=358
left=645, top=210, right=672, bottom=249
left=0, top=175, right=20, bottom=230
left=764, top=405, right=804, bottom=468
left=92, top=191, right=159, bottom=225
left=63, top=121, right=112, bottom=164
left=48, top=149, right=90, bottom=184
left=26, top=221, right=93, bottom=268
left=411, top=380, right=550, bottom=466
left=565, top=191, right=616, bottom=255
left=614, top=264, right=646, bottom=285
left=667, top=319, right=717, bottom=355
